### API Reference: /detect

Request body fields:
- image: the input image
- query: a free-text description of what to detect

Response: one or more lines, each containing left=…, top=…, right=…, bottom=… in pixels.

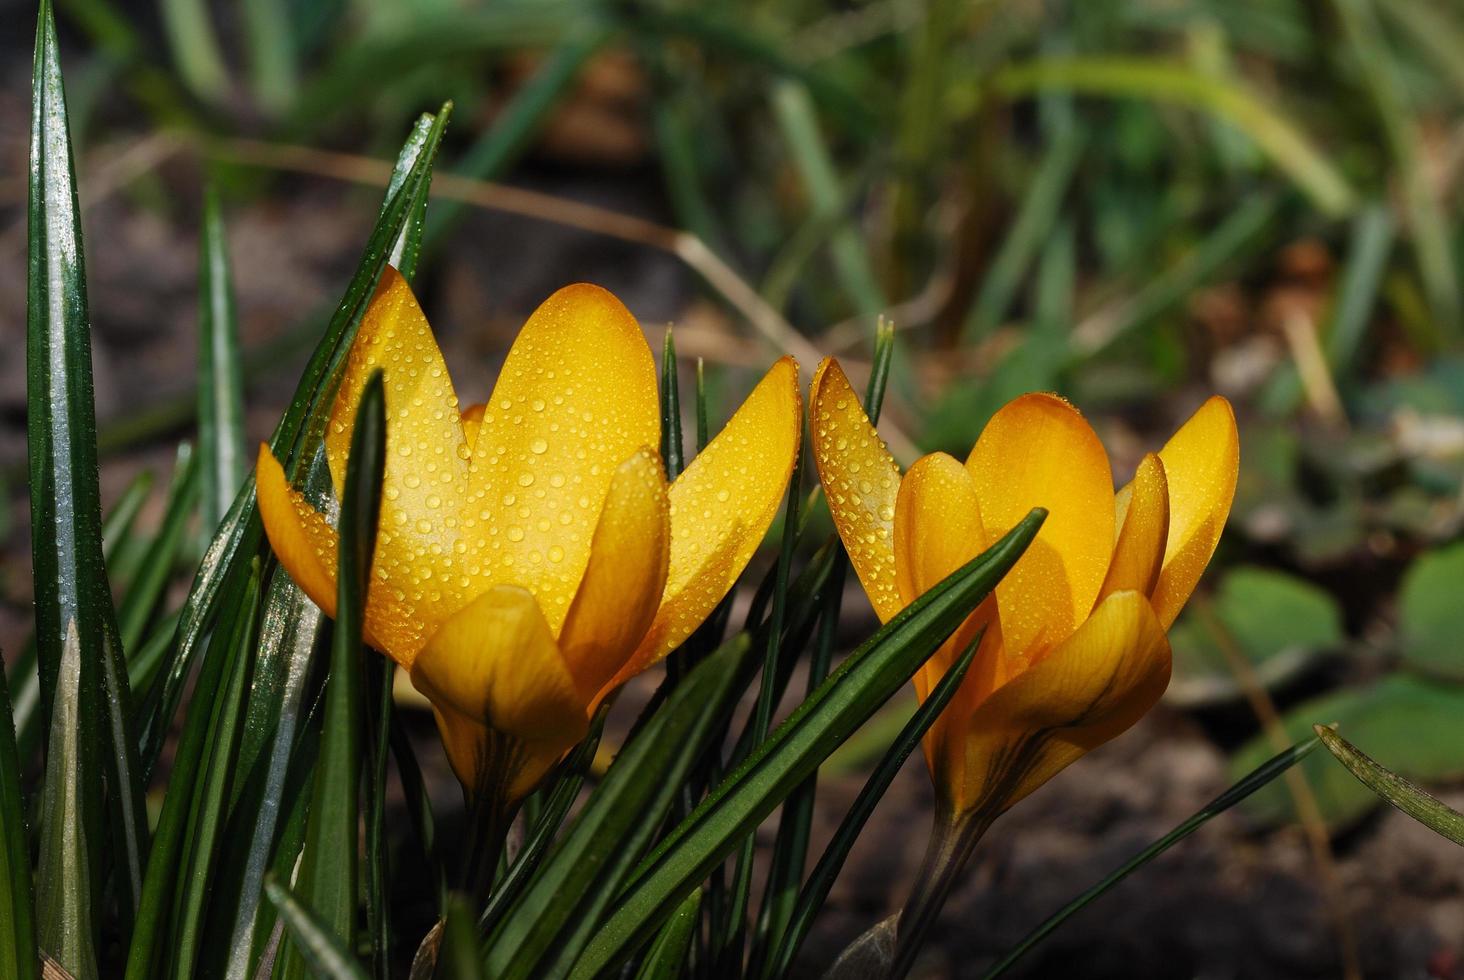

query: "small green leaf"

left=1399, top=543, right=1464, bottom=679
left=282, top=372, right=387, bottom=978
left=197, top=185, right=247, bottom=539
left=569, top=511, right=1044, bottom=979
left=1314, top=724, right=1464, bottom=847
left=0, top=661, right=38, bottom=980
left=264, top=874, right=369, bottom=980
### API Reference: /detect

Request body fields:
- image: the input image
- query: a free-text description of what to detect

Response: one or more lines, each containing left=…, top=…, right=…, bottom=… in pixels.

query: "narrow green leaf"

left=124, top=566, right=260, bottom=980
left=568, top=511, right=1045, bottom=979
left=993, top=57, right=1355, bottom=216
left=158, top=0, right=231, bottom=102
left=363, top=657, right=394, bottom=980
left=241, top=0, right=297, bottom=115
left=385, top=112, right=438, bottom=283
left=633, top=890, right=701, bottom=980
left=198, top=185, right=247, bottom=538
left=761, top=635, right=980, bottom=980
left=102, top=469, right=156, bottom=587
left=982, top=737, right=1321, bottom=978
left=0, top=661, right=38, bottom=980
left=116, top=443, right=198, bottom=656
left=283, top=373, right=387, bottom=978
left=660, top=329, right=684, bottom=479
left=28, top=0, right=147, bottom=936
left=1314, top=725, right=1464, bottom=847
left=439, top=895, right=487, bottom=980
left=170, top=566, right=263, bottom=978
left=485, top=634, right=752, bottom=980
left=136, top=103, right=451, bottom=776
left=264, top=875, right=369, bottom=980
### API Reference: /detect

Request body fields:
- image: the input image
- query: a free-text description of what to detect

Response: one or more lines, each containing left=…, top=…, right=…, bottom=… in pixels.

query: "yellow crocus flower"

left=809, top=358, right=1237, bottom=819
left=257, top=268, right=801, bottom=803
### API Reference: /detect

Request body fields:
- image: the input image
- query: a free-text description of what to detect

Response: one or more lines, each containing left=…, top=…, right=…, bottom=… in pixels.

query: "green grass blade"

left=385, top=112, right=437, bottom=283
left=116, top=443, right=198, bottom=656
left=197, top=185, right=247, bottom=539
left=567, top=511, right=1045, bottom=979
left=363, top=658, right=395, bottom=980
left=993, top=57, right=1355, bottom=217
left=102, top=469, right=157, bottom=588
left=633, top=890, right=701, bottom=980
left=439, top=895, right=487, bottom=980
left=169, top=566, right=263, bottom=978
left=660, top=329, right=684, bottom=479
left=761, top=636, right=979, bottom=980
left=28, top=0, right=148, bottom=937
left=158, top=0, right=230, bottom=102
left=135, top=103, right=451, bottom=775
left=0, top=662, right=38, bottom=980
left=35, top=625, right=95, bottom=980
left=263, top=875, right=369, bottom=980
left=484, top=634, right=752, bottom=980
left=241, top=0, right=296, bottom=115
left=124, top=565, right=260, bottom=980
left=982, top=736, right=1321, bottom=978
left=282, top=373, right=386, bottom=978
left=1314, top=725, right=1464, bottom=847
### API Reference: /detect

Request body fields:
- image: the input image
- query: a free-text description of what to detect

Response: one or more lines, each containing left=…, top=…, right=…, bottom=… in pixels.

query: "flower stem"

left=888, top=799, right=994, bottom=980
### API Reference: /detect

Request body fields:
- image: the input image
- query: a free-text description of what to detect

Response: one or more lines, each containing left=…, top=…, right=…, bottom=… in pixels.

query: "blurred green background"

left=3, top=0, right=1464, bottom=975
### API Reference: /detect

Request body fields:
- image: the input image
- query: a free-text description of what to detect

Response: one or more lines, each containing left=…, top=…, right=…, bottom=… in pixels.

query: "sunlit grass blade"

left=169, top=565, right=262, bottom=977
left=981, top=736, right=1322, bottom=978
left=281, top=372, right=386, bottom=979
left=993, top=57, right=1355, bottom=216
left=0, top=660, right=38, bottom=980
left=385, top=113, right=438, bottom=283
left=660, top=329, right=684, bottom=479
left=263, top=874, right=369, bottom=980
left=568, top=511, right=1045, bottom=979
left=135, top=103, right=450, bottom=776
left=484, top=634, right=752, bottom=980
left=760, top=634, right=980, bottom=980
left=1314, top=725, right=1464, bottom=847
left=116, top=444, right=198, bottom=656
left=28, top=0, right=147, bottom=939
left=198, top=185, right=247, bottom=539
left=158, top=0, right=230, bottom=103
left=124, top=564, right=260, bottom=980
left=634, top=890, right=701, bottom=980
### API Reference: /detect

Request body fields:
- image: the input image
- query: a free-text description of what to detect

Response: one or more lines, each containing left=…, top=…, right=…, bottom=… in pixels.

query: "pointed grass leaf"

left=1314, top=725, right=1464, bottom=847
left=28, top=0, right=147, bottom=937
left=0, top=663, right=38, bottom=980
left=633, top=890, right=701, bottom=980
left=982, top=737, right=1321, bottom=978
left=116, top=443, right=199, bottom=657
left=567, top=510, right=1045, bottom=979
left=198, top=185, right=247, bottom=538
left=760, top=634, right=981, bottom=980
left=281, top=373, right=386, bottom=978
left=263, top=875, right=369, bottom=980
left=484, top=634, right=751, bottom=980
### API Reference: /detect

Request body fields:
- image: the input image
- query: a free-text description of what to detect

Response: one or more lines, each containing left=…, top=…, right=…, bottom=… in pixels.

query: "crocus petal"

left=460, top=402, right=486, bottom=451
left=409, top=585, right=587, bottom=797
left=893, top=453, right=999, bottom=781
left=256, top=444, right=428, bottom=664
left=967, top=393, right=1114, bottom=666
left=1096, top=454, right=1169, bottom=605
left=1151, top=396, right=1239, bottom=628
left=949, top=590, right=1170, bottom=815
left=318, top=267, right=484, bottom=658
left=612, top=356, right=802, bottom=684
left=469, top=284, right=659, bottom=632
left=808, top=358, right=903, bottom=622
left=559, top=447, right=670, bottom=703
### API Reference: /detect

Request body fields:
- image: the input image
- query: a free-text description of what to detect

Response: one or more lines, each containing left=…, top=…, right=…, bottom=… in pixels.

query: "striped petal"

left=1096, top=453, right=1169, bottom=606
left=808, top=358, right=903, bottom=622
left=948, top=590, right=1170, bottom=815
